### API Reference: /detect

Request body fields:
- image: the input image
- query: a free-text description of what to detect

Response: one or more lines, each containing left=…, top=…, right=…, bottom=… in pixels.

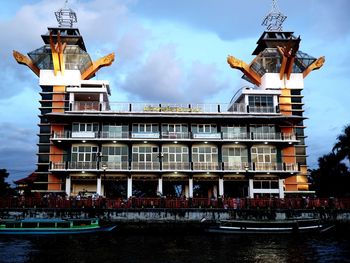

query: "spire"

left=54, top=0, right=77, bottom=28
left=261, top=0, right=287, bottom=31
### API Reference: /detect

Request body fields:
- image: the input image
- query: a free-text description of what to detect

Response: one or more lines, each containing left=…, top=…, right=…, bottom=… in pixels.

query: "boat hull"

left=207, top=219, right=330, bottom=234
left=0, top=218, right=116, bottom=235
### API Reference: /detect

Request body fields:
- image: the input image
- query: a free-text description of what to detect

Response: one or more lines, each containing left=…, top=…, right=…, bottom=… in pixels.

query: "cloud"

left=119, top=44, right=227, bottom=102
left=0, top=123, right=37, bottom=181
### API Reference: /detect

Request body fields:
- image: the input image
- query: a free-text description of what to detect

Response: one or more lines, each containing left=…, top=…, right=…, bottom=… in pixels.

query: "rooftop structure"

left=13, top=1, right=324, bottom=198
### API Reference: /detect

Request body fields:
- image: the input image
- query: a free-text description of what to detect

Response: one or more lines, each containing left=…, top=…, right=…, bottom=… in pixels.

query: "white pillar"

left=279, top=179, right=285, bottom=199
left=96, top=176, right=102, bottom=196
left=127, top=176, right=133, bottom=198
left=249, top=179, right=254, bottom=198
left=189, top=177, right=193, bottom=198
left=219, top=178, right=224, bottom=197
left=65, top=176, right=71, bottom=196
left=213, top=185, right=218, bottom=199
left=184, top=185, right=189, bottom=198
left=158, top=177, right=163, bottom=196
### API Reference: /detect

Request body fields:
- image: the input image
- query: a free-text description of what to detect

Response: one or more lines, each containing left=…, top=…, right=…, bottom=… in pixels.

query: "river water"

left=0, top=229, right=349, bottom=263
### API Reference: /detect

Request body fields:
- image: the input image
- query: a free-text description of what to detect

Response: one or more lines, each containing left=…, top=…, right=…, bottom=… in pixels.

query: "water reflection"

left=0, top=232, right=349, bottom=263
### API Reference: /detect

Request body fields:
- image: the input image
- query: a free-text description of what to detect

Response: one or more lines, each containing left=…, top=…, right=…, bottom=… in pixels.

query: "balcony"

left=248, top=106, right=276, bottom=113
left=223, top=162, right=250, bottom=171
left=162, top=162, right=191, bottom=171
left=161, top=132, right=190, bottom=139
left=68, top=161, right=98, bottom=170
left=51, top=162, right=66, bottom=170
left=72, top=101, right=100, bottom=111
left=252, top=133, right=296, bottom=141
left=100, top=131, right=129, bottom=139
left=253, top=163, right=298, bottom=172
left=49, top=161, right=299, bottom=173
left=222, top=133, right=250, bottom=140
left=192, top=162, right=221, bottom=171
left=131, top=162, right=160, bottom=170
left=68, top=102, right=281, bottom=115
left=71, top=131, right=98, bottom=138
left=192, top=133, right=221, bottom=139
left=131, top=132, right=160, bottom=139
left=100, top=162, right=128, bottom=170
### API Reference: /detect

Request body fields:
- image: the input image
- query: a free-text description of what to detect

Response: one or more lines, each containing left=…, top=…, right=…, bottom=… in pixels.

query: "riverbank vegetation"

left=309, top=125, right=350, bottom=197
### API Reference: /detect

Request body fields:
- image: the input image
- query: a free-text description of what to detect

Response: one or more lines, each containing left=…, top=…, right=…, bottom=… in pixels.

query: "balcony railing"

left=222, top=132, right=250, bottom=140
left=50, top=161, right=299, bottom=173
left=52, top=131, right=296, bottom=143
left=161, top=132, right=190, bottom=139
left=131, top=162, right=161, bottom=170
left=192, top=162, right=221, bottom=171
left=100, top=131, right=129, bottom=139
left=131, top=132, right=160, bottom=139
left=192, top=133, right=221, bottom=139
left=248, top=106, right=276, bottom=113
left=51, top=162, right=66, bottom=170
left=100, top=162, right=129, bottom=170
left=223, top=162, right=250, bottom=171
left=69, top=102, right=280, bottom=114
left=252, top=133, right=296, bottom=141
left=254, top=163, right=298, bottom=172
left=68, top=161, right=98, bottom=170
left=162, top=162, right=191, bottom=170
left=72, top=101, right=100, bottom=111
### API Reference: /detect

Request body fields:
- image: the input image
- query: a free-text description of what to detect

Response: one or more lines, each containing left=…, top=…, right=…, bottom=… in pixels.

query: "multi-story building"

left=14, top=4, right=324, bottom=198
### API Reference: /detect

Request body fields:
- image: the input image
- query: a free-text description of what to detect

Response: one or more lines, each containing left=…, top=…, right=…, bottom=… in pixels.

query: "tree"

left=310, top=153, right=350, bottom=197
left=333, top=125, right=350, bottom=162
left=0, top=169, right=15, bottom=197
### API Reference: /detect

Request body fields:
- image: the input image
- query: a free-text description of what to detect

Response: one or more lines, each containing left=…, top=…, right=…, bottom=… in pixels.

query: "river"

left=0, top=229, right=349, bottom=263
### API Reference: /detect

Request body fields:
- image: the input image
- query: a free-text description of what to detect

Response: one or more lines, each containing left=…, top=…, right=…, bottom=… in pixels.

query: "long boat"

left=0, top=218, right=116, bottom=235
left=207, top=218, right=334, bottom=234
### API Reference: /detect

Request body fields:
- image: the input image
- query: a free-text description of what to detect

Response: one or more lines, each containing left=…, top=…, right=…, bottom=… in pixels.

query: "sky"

left=0, top=0, right=349, bottom=182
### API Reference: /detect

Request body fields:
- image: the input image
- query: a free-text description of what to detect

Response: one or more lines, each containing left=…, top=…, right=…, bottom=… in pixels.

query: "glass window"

left=192, top=146, right=218, bottom=163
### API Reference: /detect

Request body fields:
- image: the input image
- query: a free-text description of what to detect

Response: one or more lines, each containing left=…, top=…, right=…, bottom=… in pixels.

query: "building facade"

left=14, top=6, right=324, bottom=198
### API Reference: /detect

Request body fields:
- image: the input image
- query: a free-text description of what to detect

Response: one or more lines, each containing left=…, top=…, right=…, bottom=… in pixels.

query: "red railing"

left=0, top=197, right=350, bottom=210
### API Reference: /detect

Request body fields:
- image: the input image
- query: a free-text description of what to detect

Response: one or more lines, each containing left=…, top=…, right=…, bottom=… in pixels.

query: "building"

left=13, top=3, right=324, bottom=198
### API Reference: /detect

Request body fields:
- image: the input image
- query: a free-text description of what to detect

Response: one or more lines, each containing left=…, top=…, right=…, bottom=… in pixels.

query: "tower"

left=227, top=0, right=324, bottom=194
left=13, top=4, right=115, bottom=193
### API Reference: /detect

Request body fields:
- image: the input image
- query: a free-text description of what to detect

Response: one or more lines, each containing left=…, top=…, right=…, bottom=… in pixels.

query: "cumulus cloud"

left=119, top=44, right=227, bottom=102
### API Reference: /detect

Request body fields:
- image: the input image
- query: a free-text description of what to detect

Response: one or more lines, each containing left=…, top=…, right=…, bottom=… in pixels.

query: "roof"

left=14, top=173, right=37, bottom=185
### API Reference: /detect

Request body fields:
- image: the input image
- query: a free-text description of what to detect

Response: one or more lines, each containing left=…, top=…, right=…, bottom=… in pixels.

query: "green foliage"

left=310, top=125, right=350, bottom=197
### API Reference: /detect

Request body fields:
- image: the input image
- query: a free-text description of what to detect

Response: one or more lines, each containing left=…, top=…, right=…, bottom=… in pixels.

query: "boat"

left=207, top=218, right=334, bottom=234
left=0, top=218, right=116, bottom=235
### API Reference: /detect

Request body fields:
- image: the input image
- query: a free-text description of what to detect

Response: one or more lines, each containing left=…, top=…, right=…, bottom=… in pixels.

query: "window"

left=192, top=146, right=218, bottom=163
left=253, top=180, right=279, bottom=189
left=192, top=124, right=217, bottom=133
left=250, top=125, right=276, bottom=134
left=72, top=123, right=99, bottom=132
left=101, top=145, right=128, bottom=163
left=132, top=124, right=159, bottom=133
left=102, top=124, right=128, bottom=138
left=248, top=96, right=273, bottom=107
left=71, top=146, right=98, bottom=162
left=251, top=146, right=277, bottom=163
left=132, top=146, right=159, bottom=162
left=162, top=146, right=189, bottom=162
left=161, top=124, right=188, bottom=133
left=222, top=125, right=246, bottom=134
left=222, top=147, right=248, bottom=164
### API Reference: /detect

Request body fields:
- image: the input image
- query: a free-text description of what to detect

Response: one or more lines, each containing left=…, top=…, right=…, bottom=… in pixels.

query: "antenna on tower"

left=261, top=0, right=287, bottom=31
left=55, top=0, right=77, bottom=28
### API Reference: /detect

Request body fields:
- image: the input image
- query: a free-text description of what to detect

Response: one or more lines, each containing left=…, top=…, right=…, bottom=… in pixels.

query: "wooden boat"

left=0, top=218, right=116, bottom=235
left=207, top=218, right=334, bottom=234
